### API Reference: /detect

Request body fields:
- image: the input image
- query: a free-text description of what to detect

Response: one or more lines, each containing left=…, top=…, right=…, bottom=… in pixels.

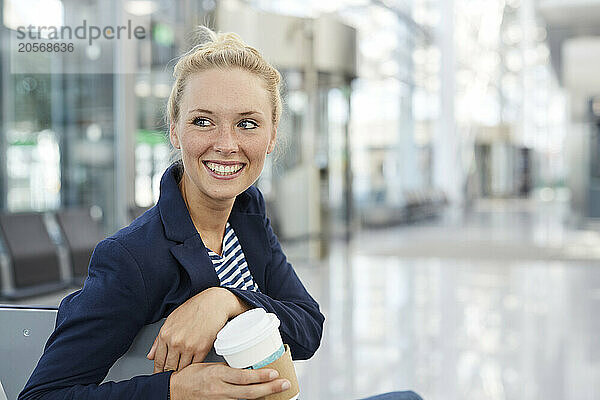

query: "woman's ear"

left=267, top=125, right=277, bottom=154
left=170, top=123, right=180, bottom=149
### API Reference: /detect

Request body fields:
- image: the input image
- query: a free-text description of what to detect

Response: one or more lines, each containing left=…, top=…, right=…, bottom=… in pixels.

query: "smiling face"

left=170, top=68, right=277, bottom=206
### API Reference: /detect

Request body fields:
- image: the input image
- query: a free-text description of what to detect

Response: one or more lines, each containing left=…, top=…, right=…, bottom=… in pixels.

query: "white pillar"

left=433, top=0, right=463, bottom=205
left=113, top=0, right=138, bottom=230
left=0, top=2, right=9, bottom=211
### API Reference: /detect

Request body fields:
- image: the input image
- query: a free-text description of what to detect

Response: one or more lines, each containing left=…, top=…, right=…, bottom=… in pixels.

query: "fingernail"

left=269, top=370, right=279, bottom=379
left=281, top=380, right=291, bottom=390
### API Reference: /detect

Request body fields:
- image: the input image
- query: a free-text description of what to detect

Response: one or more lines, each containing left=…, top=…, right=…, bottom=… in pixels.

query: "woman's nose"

left=214, top=126, right=239, bottom=154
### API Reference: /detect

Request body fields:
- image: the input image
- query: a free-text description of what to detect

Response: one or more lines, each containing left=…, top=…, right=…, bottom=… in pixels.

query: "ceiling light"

left=124, top=1, right=158, bottom=16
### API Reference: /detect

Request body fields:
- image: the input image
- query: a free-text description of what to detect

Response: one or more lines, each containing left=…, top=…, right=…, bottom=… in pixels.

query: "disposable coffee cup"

left=214, top=308, right=300, bottom=400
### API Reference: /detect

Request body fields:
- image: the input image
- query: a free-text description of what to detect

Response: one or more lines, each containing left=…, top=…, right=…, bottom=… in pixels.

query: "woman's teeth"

left=205, top=162, right=244, bottom=176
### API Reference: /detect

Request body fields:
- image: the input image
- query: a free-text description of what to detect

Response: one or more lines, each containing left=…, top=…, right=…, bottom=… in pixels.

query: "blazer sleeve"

left=226, top=190, right=325, bottom=361
left=18, top=238, right=173, bottom=400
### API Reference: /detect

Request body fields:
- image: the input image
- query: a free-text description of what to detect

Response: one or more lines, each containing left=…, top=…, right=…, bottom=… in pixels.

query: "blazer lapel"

left=158, top=162, right=267, bottom=294
left=228, top=212, right=270, bottom=291
left=169, top=235, right=220, bottom=296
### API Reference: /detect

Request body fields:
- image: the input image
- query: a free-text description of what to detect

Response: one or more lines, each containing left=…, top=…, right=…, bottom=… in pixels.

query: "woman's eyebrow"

left=189, top=108, right=263, bottom=116
left=238, top=111, right=263, bottom=116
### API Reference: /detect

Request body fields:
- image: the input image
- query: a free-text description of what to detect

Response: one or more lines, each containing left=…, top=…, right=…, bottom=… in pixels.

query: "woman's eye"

left=192, top=117, right=210, bottom=127
left=238, top=119, right=258, bottom=129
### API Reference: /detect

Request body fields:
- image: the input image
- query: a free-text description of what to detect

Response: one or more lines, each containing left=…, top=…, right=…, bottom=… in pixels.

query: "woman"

left=19, top=26, right=324, bottom=400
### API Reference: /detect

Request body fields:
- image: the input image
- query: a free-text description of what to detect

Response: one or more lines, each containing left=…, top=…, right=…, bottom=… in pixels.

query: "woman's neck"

left=178, top=174, right=235, bottom=252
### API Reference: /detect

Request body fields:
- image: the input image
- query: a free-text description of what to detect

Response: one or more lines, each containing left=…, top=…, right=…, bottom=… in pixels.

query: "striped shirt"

left=207, top=222, right=260, bottom=292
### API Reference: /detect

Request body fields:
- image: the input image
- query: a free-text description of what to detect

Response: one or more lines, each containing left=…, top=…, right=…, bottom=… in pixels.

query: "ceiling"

left=537, top=0, right=600, bottom=86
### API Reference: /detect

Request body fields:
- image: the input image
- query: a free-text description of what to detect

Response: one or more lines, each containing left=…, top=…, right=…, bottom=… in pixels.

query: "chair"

left=0, top=212, right=68, bottom=299
left=55, top=208, right=106, bottom=285
left=0, top=306, right=223, bottom=400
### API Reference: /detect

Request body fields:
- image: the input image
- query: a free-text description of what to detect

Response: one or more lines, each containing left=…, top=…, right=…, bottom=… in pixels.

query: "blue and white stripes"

left=207, top=222, right=260, bottom=292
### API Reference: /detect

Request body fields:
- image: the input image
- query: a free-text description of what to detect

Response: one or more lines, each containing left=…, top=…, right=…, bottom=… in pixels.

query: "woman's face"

left=170, top=68, right=276, bottom=204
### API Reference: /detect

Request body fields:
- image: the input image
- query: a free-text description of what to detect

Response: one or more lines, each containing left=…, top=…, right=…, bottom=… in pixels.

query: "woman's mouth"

left=203, top=161, right=245, bottom=179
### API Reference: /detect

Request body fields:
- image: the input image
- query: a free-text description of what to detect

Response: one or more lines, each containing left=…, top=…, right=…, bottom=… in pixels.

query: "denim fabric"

left=361, top=391, right=423, bottom=400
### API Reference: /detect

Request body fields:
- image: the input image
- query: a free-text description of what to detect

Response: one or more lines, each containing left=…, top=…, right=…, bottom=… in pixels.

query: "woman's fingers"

left=221, top=367, right=279, bottom=385
left=177, top=352, right=193, bottom=371
left=191, top=354, right=203, bottom=364
left=146, top=336, right=158, bottom=360
left=164, top=348, right=181, bottom=372
left=169, top=363, right=290, bottom=399
left=227, top=378, right=291, bottom=399
left=150, top=331, right=208, bottom=372
left=207, top=365, right=290, bottom=399
left=152, top=340, right=169, bottom=373
left=219, top=366, right=291, bottom=398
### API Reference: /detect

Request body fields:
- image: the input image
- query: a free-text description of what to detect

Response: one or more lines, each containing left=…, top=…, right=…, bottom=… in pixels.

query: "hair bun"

left=187, top=26, right=247, bottom=53
left=185, top=25, right=215, bottom=52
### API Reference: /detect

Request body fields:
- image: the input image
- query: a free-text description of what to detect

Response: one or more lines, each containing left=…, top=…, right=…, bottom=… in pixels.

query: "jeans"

left=360, top=391, right=423, bottom=400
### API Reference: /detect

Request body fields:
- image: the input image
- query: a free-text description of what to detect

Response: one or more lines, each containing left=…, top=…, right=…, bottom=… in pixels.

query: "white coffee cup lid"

left=214, top=308, right=281, bottom=356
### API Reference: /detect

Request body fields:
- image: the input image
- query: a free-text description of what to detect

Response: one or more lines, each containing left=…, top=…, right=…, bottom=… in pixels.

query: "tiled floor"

left=4, top=198, right=600, bottom=400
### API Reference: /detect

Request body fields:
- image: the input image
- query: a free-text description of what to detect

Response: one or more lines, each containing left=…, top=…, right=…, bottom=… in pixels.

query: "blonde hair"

left=167, top=26, right=283, bottom=150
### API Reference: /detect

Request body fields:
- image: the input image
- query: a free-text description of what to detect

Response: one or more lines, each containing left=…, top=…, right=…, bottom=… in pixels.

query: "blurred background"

left=0, top=0, right=599, bottom=399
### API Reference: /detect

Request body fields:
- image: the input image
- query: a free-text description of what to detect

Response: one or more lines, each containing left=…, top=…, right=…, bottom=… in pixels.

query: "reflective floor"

left=293, top=198, right=600, bottom=400
left=8, top=198, right=600, bottom=400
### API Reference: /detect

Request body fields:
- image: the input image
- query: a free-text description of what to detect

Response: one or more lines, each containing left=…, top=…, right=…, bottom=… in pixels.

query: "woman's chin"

left=202, top=185, right=246, bottom=203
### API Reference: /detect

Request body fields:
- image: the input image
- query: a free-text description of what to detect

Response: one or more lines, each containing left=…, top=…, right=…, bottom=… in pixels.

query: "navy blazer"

left=19, top=162, right=325, bottom=400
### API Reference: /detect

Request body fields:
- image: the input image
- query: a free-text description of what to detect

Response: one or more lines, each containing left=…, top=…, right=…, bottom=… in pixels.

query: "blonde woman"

left=20, top=26, right=324, bottom=400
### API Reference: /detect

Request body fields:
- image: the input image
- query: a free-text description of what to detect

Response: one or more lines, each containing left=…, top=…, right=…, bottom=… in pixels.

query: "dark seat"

left=55, top=208, right=105, bottom=283
left=0, top=212, right=67, bottom=299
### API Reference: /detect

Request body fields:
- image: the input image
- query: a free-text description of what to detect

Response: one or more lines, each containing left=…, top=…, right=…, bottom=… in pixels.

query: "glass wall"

left=0, top=0, right=216, bottom=233
left=0, top=0, right=442, bottom=237
left=343, top=2, right=439, bottom=224
left=251, top=0, right=441, bottom=227
left=1, top=0, right=568, bottom=236
left=3, top=75, right=61, bottom=212
left=455, top=0, right=567, bottom=198
left=2, top=0, right=122, bottom=232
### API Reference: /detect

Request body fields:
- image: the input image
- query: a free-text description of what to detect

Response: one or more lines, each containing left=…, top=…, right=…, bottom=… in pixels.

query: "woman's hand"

left=147, top=286, right=252, bottom=373
left=170, top=363, right=291, bottom=400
